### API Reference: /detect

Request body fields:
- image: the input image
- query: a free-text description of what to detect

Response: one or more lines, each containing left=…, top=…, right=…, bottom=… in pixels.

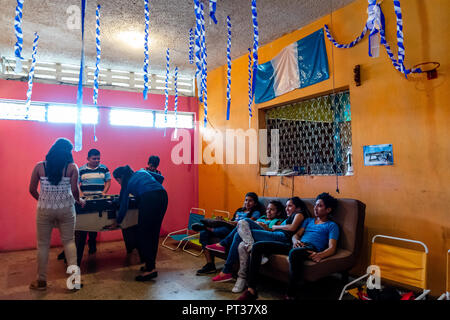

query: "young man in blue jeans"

left=238, top=192, right=339, bottom=300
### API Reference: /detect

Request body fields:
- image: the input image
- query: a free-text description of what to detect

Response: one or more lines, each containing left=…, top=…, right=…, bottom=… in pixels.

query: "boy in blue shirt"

left=238, top=192, right=339, bottom=300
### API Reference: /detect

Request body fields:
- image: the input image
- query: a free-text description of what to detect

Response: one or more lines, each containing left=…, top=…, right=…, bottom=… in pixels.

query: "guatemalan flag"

left=254, top=29, right=329, bottom=104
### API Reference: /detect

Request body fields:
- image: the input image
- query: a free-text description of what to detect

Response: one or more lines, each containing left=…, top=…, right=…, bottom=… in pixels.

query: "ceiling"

left=0, top=0, right=355, bottom=78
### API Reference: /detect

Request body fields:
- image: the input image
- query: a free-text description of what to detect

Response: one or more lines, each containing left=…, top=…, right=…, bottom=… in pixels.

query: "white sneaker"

left=232, top=277, right=247, bottom=293
left=261, top=256, right=269, bottom=265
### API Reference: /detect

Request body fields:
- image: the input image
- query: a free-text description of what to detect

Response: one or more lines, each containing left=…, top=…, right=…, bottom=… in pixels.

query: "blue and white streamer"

left=226, top=16, right=231, bottom=121
left=189, top=28, right=194, bottom=64
left=14, top=0, right=24, bottom=73
left=164, top=48, right=170, bottom=125
left=209, top=0, right=217, bottom=24
left=194, top=0, right=202, bottom=100
left=25, top=32, right=39, bottom=119
left=174, top=66, right=178, bottom=137
left=143, top=0, right=150, bottom=100
left=324, top=0, right=421, bottom=77
left=200, top=3, right=208, bottom=127
left=93, top=5, right=101, bottom=106
left=248, top=48, right=252, bottom=128
left=251, top=0, right=259, bottom=99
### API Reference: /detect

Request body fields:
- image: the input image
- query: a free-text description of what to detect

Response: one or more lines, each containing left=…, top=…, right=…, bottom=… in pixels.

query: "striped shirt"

left=79, top=164, right=111, bottom=195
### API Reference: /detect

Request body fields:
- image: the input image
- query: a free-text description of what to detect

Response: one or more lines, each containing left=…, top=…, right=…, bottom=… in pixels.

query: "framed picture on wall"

left=363, top=144, right=394, bottom=166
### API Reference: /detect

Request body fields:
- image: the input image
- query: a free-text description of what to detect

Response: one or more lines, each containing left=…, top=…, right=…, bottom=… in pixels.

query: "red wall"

left=0, top=79, right=199, bottom=251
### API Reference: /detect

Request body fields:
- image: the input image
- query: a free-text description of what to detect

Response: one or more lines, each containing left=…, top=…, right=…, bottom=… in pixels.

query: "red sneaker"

left=212, top=273, right=233, bottom=282
left=206, top=243, right=226, bottom=254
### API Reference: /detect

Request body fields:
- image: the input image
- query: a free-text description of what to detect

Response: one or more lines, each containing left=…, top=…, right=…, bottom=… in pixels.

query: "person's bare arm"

left=102, top=180, right=111, bottom=195
left=308, top=239, right=338, bottom=262
left=69, top=163, right=84, bottom=206
left=272, top=213, right=305, bottom=233
left=29, top=163, right=41, bottom=201
left=291, top=227, right=306, bottom=248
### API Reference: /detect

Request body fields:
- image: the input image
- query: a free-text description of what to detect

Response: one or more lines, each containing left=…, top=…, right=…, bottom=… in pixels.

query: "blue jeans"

left=199, top=226, right=232, bottom=247
left=222, top=219, right=289, bottom=274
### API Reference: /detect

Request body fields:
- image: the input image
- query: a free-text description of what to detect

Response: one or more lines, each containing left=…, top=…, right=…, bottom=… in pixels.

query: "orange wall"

left=199, top=0, right=450, bottom=295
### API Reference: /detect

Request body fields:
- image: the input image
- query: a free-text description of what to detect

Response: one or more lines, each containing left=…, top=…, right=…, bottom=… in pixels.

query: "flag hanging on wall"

left=254, top=28, right=329, bottom=104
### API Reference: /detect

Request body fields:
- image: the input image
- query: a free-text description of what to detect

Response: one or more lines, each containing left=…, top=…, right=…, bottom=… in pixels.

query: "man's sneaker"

left=212, top=273, right=233, bottom=282
left=205, top=243, right=226, bottom=254
left=232, top=277, right=247, bottom=293
left=196, top=263, right=217, bottom=275
left=57, top=251, right=65, bottom=260
left=191, top=223, right=206, bottom=232
left=29, top=280, right=47, bottom=291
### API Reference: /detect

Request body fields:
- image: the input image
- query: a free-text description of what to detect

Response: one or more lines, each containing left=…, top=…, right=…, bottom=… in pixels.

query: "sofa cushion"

left=260, top=249, right=354, bottom=283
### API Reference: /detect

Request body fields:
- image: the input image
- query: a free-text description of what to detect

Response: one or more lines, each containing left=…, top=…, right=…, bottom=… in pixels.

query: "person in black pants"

left=238, top=193, right=339, bottom=300
left=108, top=165, right=168, bottom=281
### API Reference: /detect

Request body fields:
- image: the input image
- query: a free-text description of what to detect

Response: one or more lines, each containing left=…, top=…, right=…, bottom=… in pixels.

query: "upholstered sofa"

left=212, top=197, right=366, bottom=284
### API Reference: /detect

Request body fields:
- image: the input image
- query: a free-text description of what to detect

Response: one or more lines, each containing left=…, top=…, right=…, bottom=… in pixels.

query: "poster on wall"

left=363, top=144, right=394, bottom=166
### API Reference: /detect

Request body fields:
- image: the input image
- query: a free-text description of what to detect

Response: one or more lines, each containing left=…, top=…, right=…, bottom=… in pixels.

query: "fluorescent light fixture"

left=109, top=109, right=154, bottom=127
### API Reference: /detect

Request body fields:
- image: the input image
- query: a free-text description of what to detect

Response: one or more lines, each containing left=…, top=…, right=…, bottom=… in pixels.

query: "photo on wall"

left=363, top=144, right=394, bottom=166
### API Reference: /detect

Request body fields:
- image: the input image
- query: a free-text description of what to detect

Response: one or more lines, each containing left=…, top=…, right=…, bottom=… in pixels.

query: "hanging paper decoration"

left=75, top=0, right=87, bottom=152
left=200, top=3, right=208, bottom=127
left=193, top=0, right=202, bottom=101
left=164, top=48, right=170, bottom=124
left=14, top=0, right=24, bottom=73
left=25, top=32, right=39, bottom=119
left=324, top=0, right=421, bottom=77
left=251, top=0, right=259, bottom=99
left=248, top=48, right=252, bottom=128
left=93, top=5, right=101, bottom=106
left=226, top=16, right=231, bottom=121
left=174, top=66, right=178, bottom=137
left=189, top=28, right=194, bottom=64
left=143, top=0, right=150, bottom=99
left=209, top=0, right=218, bottom=24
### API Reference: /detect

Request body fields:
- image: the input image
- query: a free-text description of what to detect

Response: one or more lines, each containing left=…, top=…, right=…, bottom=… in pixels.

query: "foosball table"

left=75, top=194, right=139, bottom=231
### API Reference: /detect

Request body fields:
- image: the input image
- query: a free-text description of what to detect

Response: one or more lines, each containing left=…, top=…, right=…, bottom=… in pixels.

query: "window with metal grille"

left=264, top=90, right=353, bottom=176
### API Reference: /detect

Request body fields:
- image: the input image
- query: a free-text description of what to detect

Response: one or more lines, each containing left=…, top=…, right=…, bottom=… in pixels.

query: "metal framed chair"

left=181, top=209, right=231, bottom=256
left=161, top=208, right=206, bottom=256
left=438, top=249, right=450, bottom=300
left=339, top=235, right=430, bottom=300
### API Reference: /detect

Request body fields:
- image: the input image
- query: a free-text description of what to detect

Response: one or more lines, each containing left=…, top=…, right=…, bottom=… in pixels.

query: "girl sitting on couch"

left=207, top=197, right=310, bottom=290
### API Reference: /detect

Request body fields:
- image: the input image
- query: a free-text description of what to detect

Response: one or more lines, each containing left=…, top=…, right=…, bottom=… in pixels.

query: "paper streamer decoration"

left=25, top=32, right=39, bottom=119
left=174, top=66, right=178, bottom=137
left=164, top=48, right=170, bottom=124
left=194, top=0, right=202, bottom=99
left=75, top=0, right=87, bottom=152
left=226, top=16, right=231, bottom=120
left=143, top=0, right=150, bottom=99
left=209, top=0, right=217, bottom=24
left=189, top=28, right=194, bottom=64
left=324, top=0, right=421, bottom=77
left=251, top=0, right=259, bottom=99
left=200, top=3, right=208, bottom=127
left=14, top=0, right=24, bottom=73
left=248, top=48, right=252, bottom=128
left=93, top=5, right=101, bottom=106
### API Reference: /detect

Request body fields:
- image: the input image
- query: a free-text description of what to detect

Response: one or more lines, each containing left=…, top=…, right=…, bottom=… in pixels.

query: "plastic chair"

left=438, top=249, right=450, bottom=300
left=211, top=209, right=230, bottom=220
left=161, top=208, right=206, bottom=256
left=339, top=235, right=430, bottom=300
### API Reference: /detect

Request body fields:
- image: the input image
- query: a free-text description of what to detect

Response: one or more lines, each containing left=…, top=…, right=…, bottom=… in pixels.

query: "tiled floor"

left=0, top=239, right=347, bottom=300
